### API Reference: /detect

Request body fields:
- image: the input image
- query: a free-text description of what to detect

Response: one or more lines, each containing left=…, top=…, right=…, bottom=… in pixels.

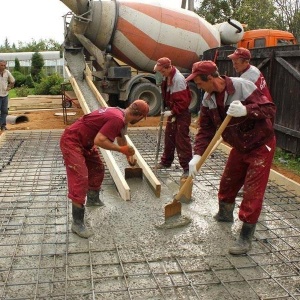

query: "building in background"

left=0, top=51, right=65, bottom=78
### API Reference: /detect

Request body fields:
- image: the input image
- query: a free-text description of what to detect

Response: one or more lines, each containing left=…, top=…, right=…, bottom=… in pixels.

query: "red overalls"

left=194, top=76, right=276, bottom=224
left=60, top=107, right=126, bottom=205
left=160, top=67, right=193, bottom=171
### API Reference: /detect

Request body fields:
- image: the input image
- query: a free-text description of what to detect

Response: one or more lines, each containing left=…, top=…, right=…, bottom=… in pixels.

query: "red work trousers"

left=160, top=110, right=192, bottom=171
left=218, top=136, right=276, bottom=224
left=60, top=134, right=104, bottom=205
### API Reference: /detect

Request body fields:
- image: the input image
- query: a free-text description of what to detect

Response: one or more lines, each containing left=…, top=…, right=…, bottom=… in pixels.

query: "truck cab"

left=237, top=29, right=297, bottom=49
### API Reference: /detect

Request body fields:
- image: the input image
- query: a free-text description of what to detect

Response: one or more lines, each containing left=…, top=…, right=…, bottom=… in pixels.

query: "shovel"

left=164, top=115, right=232, bottom=221
left=178, top=136, right=223, bottom=203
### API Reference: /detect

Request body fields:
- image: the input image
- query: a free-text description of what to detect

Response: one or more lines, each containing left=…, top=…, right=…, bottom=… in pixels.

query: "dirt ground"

left=4, top=106, right=300, bottom=185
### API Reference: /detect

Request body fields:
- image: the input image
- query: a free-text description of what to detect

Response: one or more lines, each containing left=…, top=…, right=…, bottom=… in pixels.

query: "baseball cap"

left=153, top=57, right=171, bottom=72
left=228, top=47, right=251, bottom=60
left=130, top=99, right=149, bottom=118
left=185, top=60, right=217, bottom=81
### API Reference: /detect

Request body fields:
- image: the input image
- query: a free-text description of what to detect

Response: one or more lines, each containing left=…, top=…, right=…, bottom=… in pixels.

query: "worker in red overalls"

left=60, top=100, right=149, bottom=238
left=154, top=57, right=193, bottom=178
left=186, top=61, right=276, bottom=255
left=228, top=47, right=273, bottom=102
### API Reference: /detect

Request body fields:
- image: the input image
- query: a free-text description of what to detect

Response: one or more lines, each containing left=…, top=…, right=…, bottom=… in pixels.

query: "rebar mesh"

left=0, top=129, right=299, bottom=300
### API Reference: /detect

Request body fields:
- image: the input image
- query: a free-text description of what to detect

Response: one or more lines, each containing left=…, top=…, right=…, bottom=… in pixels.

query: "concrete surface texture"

left=0, top=128, right=299, bottom=299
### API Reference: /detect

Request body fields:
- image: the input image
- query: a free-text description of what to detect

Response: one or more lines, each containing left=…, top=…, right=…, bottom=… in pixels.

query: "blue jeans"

left=0, top=95, right=8, bottom=127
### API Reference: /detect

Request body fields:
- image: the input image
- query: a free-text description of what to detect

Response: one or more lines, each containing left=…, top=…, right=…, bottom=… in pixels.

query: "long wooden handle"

left=175, top=115, right=232, bottom=200
left=154, top=87, right=165, bottom=170
left=195, top=115, right=231, bottom=172
left=154, top=113, right=164, bottom=169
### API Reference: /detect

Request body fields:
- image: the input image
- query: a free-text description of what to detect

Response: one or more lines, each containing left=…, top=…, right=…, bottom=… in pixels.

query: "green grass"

left=273, top=148, right=300, bottom=176
left=9, top=88, right=35, bottom=99
left=9, top=89, right=17, bottom=98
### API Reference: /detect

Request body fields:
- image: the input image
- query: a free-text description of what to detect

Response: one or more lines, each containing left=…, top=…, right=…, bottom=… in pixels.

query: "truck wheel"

left=188, top=82, right=200, bottom=113
left=129, top=83, right=161, bottom=116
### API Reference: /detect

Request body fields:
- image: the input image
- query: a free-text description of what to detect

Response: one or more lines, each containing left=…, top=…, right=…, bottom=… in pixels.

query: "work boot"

left=86, top=190, right=104, bottom=207
left=229, top=222, right=256, bottom=255
left=214, top=202, right=234, bottom=222
left=156, top=163, right=170, bottom=169
left=71, top=204, right=94, bottom=238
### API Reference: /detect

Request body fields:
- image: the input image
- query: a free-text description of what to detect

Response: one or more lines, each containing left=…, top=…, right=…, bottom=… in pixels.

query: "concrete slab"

left=0, top=129, right=299, bottom=299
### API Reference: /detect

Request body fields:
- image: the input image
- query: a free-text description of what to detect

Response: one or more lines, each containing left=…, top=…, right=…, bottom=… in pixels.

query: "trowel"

left=124, top=155, right=143, bottom=179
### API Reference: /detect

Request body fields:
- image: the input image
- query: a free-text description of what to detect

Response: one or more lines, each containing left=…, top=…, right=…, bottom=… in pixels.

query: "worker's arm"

left=94, top=132, right=134, bottom=156
left=116, top=136, right=127, bottom=147
left=116, top=136, right=137, bottom=166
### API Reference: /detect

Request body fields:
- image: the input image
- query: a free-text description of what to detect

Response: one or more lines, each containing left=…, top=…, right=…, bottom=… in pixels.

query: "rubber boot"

left=71, top=204, right=94, bottom=238
left=214, top=202, right=234, bottom=222
left=229, top=222, right=256, bottom=255
left=86, top=190, right=104, bottom=207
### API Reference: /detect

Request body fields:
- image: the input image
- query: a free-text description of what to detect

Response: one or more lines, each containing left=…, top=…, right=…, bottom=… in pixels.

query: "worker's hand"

left=119, top=145, right=135, bottom=156
left=227, top=100, right=247, bottom=117
left=163, top=110, right=172, bottom=117
left=127, top=155, right=137, bottom=167
left=188, top=155, right=201, bottom=178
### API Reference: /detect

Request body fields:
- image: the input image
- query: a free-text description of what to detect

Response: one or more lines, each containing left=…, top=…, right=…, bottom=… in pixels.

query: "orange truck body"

left=237, top=29, right=297, bottom=49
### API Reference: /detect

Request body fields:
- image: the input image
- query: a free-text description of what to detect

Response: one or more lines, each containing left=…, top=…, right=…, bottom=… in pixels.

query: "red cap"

left=228, top=47, right=251, bottom=60
left=153, top=57, right=171, bottom=71
left=130, top=99, right=149, bottom=118
left=185, top=60, right=217, bottom=81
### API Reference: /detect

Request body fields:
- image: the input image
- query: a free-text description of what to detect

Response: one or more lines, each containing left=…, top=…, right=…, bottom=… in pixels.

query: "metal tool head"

left=124, top=167, right=143, bottom=179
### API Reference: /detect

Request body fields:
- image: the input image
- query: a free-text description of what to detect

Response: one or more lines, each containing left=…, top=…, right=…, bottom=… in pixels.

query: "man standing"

left=60, top=99, right=149, bottom=238
left=154, top=57, right=193, bottom=178
left=0, top=60, right=15, bottom=131
left=186, top=61, right=276, bottom=255
left=228, top=47, right=273, bottom=102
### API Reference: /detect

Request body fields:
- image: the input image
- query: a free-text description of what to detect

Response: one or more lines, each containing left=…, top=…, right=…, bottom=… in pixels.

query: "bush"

left=12, top=71, right=27, bottom=88
left=31, top=52, right=44, bottom=83
left=15, top=86, right=31, bottom=97
left=25, top=75, right=34, bottom=88
left=34, top=73, right=64, bottom=95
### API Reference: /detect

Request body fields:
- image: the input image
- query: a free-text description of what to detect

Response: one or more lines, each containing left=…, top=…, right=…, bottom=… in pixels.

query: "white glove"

left=163, top=110, right=172, bottom=117
left=227, top=100, right=247, bottom=117
left=188, top=155, right=201, bottom=178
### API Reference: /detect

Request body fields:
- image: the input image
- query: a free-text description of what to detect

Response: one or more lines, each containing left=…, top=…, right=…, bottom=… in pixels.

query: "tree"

left=233, top=0, right=277, bottom=29
left=196, top=0, right=277, bottom=29
left=274, top=0, right=300, bottom=39
left=195, top=0, right=231, bottom=23
left=31, top=52, right=44, bottom=83
left=14, top=58, right=21, bottom=72
left=0, top=38, right=62, bottom=53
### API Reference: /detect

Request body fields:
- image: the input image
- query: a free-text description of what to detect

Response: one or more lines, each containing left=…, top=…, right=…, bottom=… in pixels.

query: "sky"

left=1, top=0, right=183, bottom=45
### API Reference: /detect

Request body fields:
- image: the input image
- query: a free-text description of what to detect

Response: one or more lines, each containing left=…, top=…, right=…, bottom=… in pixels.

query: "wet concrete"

left=1, top=48, right=296, bottom=299
left=0, top=129, right=299, bottom=299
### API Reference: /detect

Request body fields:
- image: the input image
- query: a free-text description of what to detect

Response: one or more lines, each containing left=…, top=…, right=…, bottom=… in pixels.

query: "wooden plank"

left=85, top=73, right=107, bottom=107
left=65, top=67, right=90, bottom=114
left=99, top=148, right=131, bottom=201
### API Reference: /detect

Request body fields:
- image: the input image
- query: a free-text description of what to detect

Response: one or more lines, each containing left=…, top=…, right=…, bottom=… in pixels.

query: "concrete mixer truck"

left=60, top=0, right=244, bottom=115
